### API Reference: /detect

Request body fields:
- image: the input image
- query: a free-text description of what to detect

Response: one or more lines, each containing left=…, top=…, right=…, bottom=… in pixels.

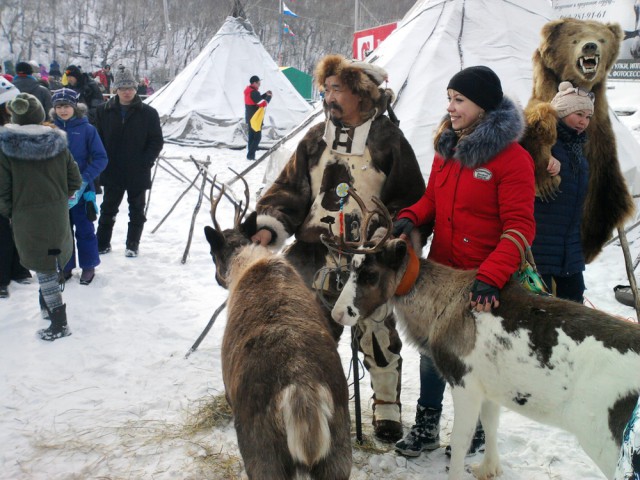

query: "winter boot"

left=0, top=285, right=8, bottom=298
left=80, top=268, right=95, bottom=285
left=39, top=290, right=50, bottom=320
left=445, top=421, right=486, bottom=457
left=37, top=304, right=72, bottom=341
left=395, top=405, right=441, bottom=457
left=374, top=418, right=404, bottom=443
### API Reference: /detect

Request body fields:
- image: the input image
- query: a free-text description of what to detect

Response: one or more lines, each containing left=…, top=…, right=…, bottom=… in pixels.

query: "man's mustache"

left=327, top=102, right=343, bottom=113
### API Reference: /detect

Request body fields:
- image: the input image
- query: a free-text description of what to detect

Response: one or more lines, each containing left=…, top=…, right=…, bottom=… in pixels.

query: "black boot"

left=395, top=405, right=441, bottom=457
left=37, top=304, right=72, bottom=341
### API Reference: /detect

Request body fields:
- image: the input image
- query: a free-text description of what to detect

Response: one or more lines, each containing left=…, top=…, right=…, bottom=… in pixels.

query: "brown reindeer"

left=203, top=177, right=352, bottom=480
left=328, top=190, right=640, bottom=480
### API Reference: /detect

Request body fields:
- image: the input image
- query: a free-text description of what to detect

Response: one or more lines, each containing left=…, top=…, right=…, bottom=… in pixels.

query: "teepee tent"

left=263, top=0, right=640, bottom=196
left=147, top=16, right=312, bottom=148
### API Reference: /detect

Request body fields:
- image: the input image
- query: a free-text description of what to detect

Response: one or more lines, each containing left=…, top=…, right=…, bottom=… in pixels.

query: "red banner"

left=352, top=22, right=398, bottom=60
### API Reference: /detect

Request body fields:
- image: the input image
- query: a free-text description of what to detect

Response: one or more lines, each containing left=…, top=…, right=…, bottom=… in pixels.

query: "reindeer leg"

left=472, top=400, right=502, bottom=479
left=449, top=385, right=482, bottom=480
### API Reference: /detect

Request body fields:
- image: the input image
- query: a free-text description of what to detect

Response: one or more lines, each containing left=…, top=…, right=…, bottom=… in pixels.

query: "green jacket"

left=0, top=125, right=82, bottom=273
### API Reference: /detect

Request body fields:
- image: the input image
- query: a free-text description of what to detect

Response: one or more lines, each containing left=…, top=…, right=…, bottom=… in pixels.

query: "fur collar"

left=0, top=124, right=68, bottom=161
left=435, top=96, right=525, bottom=168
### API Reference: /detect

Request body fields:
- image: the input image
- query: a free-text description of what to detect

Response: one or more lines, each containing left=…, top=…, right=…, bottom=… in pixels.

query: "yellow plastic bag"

left=250, top=107, right=265, bottom=132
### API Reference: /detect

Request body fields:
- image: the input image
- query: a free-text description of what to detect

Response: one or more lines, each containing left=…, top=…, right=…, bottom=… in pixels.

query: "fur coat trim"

left=435, top=96, right=525, bottom=169
left=0, top=125, right=68, bottom=161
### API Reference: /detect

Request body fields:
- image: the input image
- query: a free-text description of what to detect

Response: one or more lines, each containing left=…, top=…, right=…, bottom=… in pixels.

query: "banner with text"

left=553, top=0, right=640, bottom=80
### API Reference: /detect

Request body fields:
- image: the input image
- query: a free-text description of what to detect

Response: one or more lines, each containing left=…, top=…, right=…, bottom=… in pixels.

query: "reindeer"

left=327, top=189, right=640, bottom=480
left=203, top=177, right=352, bottom=480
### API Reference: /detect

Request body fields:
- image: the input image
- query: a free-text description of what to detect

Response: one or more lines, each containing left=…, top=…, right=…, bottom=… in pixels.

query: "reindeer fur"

left=332, top=238, right=640, bottom=480
left=204, top=221, right=352, bottom=480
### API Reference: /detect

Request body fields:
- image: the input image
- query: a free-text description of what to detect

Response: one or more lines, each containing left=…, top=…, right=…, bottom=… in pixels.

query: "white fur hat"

left=0, top=77, right=19, bottom=105
left=551, top=81, right=594, bottom=118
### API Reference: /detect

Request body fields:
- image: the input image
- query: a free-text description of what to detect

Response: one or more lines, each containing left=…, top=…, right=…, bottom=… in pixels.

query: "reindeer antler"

left=210, top=174, right=224, bottom=232
left=210, top=171, right=251, bottom=231
left=321, top=187, right=393, bottom=254
left=229, top=168, right=249, bottom=227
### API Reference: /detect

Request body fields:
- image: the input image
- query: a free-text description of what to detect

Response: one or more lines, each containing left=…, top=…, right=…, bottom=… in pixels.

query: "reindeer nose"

left=582, top=42, right=597, bottom=54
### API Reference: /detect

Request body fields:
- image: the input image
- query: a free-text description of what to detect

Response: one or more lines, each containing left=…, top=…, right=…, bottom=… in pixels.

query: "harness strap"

left=395, top=243, right=420, bottom=296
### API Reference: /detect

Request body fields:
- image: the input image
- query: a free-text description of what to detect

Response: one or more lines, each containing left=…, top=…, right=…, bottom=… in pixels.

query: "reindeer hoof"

left=471, top=460, right=503, bottom=479
left=373, top=419, right=403, bottom=442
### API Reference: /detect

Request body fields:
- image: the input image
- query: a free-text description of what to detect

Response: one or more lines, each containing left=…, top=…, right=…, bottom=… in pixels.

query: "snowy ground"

left=1, top=91, right=640, bottom=479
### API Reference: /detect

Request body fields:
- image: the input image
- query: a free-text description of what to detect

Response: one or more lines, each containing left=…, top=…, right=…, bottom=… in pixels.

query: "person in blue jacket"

left=52, top=88, right=108, bottom=285
left=532, top=81, right=594, bottom=303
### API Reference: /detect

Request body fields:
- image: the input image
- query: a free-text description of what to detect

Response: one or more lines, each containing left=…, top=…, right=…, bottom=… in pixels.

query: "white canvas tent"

left=264, top=0, right=640, bottom=196
left=147, top=16, right=312, bottom=148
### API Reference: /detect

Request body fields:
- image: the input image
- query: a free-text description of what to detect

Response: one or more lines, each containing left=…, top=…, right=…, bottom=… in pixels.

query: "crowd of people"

left=0, top=51, right=636, bottom=478
left=0, top=61, right=163, bottom=341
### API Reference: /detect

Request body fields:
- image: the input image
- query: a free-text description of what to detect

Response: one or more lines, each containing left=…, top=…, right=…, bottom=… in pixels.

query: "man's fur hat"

left=315, top=54, right=388, bottom=101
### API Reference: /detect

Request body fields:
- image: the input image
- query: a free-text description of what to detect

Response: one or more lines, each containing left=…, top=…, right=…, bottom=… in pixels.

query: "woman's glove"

left=470, top=279, right=500, bottom=312
left=392, top=218, right=414, bottom=238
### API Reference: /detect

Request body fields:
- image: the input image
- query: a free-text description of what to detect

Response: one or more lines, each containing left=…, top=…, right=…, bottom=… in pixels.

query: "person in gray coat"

left=12, top=62, right=52, bottom=119
left=0, top=93, right=82, bottom=341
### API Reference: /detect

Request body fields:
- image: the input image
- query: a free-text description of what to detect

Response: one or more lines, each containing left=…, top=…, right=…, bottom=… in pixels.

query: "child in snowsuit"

left=52, top=88, right=108, bottom=285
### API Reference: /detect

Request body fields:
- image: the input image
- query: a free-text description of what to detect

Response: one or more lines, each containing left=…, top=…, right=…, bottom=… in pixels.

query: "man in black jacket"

left=12, top=62, right=52, bottom=119
left=64, top=65, right=104, bottom=124
left=95, top=68, right=164, bottom=257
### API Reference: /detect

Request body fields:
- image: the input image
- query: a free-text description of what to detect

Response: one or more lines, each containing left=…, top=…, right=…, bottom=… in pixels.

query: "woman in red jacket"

left=393, top=66, right=536, bottom=458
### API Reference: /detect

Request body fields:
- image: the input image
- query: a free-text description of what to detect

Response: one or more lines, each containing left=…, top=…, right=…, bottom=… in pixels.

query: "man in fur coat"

left=251, top=54, right=426, bottom=442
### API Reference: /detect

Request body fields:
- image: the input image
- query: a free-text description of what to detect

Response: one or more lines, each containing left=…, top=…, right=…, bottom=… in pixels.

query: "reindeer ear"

left=204, top=226, right=226, bottom=253
left=241, top=211, right=258, bottom=238
left=378, top=238, right=407, bottom=270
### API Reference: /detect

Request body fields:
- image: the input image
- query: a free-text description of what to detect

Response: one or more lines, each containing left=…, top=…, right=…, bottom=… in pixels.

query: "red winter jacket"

left=398, top=99, right=535, bottom=289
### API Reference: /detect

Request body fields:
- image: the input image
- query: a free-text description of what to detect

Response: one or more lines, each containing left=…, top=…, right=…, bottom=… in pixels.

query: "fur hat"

left=15, top=61, right=33, bottom=75
left=65, top=65, right=82, bottom=80
left=550, top=81, right=595, bottom=118
left=0, top=77, right=19, bottom=105
left=7, top=93, right=45, bottom=125
left=52, top=88, right=79, bottom=107
left=314, top=54, right=388, bottom=101
left=447, top=66, right=503, bottom=112
left=113, top=68, right=137, bottom=90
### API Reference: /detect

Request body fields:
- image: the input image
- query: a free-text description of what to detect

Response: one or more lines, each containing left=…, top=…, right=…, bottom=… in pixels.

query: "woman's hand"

left=470, top=279, right=500, bottom=312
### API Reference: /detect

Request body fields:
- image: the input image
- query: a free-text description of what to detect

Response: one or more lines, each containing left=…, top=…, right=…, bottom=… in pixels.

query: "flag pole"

left=277, top=0, right=283, bottom=66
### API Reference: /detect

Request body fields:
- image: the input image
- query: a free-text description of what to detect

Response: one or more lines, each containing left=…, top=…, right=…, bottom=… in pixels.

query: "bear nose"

left=582, top=42, right=598, bottom=54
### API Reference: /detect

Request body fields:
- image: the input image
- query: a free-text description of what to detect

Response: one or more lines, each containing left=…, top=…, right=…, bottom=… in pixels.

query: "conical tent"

left=264, top=0, right=640, bottom=196
left=147, top=16, right=312, bottom=148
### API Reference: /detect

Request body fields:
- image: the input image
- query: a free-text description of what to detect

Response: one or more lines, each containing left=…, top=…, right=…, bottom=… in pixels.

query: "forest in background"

left=0, top=0, right=414, bottom=86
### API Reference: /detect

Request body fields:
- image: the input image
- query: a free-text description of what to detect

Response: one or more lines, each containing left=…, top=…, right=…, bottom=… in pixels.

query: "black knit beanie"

left=447, top=66, right=503, bottom=112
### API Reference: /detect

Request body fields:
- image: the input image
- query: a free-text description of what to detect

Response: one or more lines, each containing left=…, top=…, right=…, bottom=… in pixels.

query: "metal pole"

left=277, top=0, right=283, bottom=65
left=162, top=0, right=175, bottom=80
left=351, top=326, right=363, bottom=444
left=354, top=0, right=359, bottom=33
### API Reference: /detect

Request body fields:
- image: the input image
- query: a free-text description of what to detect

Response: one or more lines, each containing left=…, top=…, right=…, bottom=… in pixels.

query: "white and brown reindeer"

left=327, top=190, right=640, bottom=480
left=203, top=177, right=352, bottom=480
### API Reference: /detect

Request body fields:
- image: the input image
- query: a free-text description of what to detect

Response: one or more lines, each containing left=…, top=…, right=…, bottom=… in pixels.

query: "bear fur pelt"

left=520, top=18, right=635, bottom=263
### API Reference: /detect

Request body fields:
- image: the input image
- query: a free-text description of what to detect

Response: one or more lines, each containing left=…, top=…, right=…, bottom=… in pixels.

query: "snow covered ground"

left=1, top=88, right=639, bottom=479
